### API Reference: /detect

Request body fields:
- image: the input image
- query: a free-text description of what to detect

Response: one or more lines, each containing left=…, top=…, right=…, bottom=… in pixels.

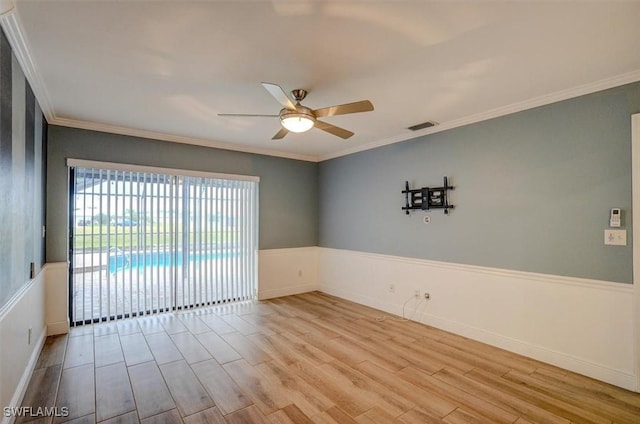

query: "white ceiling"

left=5, top=1, right=640, bottom=161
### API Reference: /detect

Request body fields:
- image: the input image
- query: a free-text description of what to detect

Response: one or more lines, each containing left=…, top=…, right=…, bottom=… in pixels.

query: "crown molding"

left=318, top=69, right=640, bottom=161
left=0, top=2, right=320, bottom=163
left=2, top=2, right=639, bottom=164
left=0, top=6, right=55, bottom=123
left=50, top=117, right=319, bottom=162
left=56, top=68, right=640, bottom=165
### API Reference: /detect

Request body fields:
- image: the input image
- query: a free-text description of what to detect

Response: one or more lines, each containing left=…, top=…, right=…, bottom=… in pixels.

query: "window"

left=68, top=160, right=258, bottom=325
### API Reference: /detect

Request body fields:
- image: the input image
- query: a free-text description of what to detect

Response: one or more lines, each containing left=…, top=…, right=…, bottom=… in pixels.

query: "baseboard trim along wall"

left=2, top=331, right=46, bottom=424
left=0, top=262, right=70, bottom=424
left=258, top=247, right=319, bottom=300
left=0, top=267, right=47, bottom=424
left=317, top=247, right=637, bottom=392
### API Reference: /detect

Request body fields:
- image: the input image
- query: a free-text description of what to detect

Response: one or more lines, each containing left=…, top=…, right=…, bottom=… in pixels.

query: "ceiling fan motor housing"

left=291, top=89, right=308, bottom=102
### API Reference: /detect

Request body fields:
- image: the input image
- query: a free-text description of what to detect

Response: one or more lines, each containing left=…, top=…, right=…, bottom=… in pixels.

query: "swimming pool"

left=108, top=249, right=236, bottom=273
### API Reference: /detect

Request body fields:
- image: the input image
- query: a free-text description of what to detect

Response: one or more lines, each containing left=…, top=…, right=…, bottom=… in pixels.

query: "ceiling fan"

left=218, top=82, right=374, bottom=140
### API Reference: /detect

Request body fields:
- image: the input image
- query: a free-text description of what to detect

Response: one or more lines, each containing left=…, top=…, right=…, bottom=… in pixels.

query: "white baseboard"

left=318, top=247, right=638, bottom=391
left=1, top=327, right=46, bottom=424
left=0, top=267, right=48, bottom=417
left=47, top=320, right=69, bottom=336
left=415, top=310, right=636, bottom=391
left=258, top=283, right=319, bottom=301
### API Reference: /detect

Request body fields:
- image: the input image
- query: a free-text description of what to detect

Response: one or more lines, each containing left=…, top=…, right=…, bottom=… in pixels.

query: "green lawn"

left=73, top=224, right=238, bottom=252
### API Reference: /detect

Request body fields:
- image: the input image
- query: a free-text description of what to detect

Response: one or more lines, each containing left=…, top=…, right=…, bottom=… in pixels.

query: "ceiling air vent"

left=407, top=120, right=438, bottom=131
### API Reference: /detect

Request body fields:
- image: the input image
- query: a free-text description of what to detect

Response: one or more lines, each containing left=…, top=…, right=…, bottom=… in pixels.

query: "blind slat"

left=71, top=166, right=258, bottom=325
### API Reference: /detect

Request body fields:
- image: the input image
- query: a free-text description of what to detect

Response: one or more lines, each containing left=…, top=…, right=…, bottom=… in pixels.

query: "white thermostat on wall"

left=610, top=208, right=621, bottom=227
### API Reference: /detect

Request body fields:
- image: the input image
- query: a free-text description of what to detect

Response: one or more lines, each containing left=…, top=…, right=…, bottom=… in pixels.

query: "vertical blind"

left=68, top=160, right=259, bottom=325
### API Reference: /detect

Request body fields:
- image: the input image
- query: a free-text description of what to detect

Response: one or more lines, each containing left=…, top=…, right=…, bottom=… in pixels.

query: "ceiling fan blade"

left=272, top=127, right=289, bottom=140
left=218, top=113, right=278, bottom=117
left=313, top=100, right=374, bottom=118
left=261, top=82, right=297, bottom=111
left=315, top=120, right=354, bottom=139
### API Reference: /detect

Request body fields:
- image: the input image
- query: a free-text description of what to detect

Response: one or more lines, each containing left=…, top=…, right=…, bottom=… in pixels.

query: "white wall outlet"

left=389, top=284, right=395, bottom=293
left=604, top=229, right=626, bottom=246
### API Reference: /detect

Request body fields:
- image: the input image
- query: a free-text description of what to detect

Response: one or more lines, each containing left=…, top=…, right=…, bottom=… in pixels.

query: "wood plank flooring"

left=17, top=291, right=640, bottom=423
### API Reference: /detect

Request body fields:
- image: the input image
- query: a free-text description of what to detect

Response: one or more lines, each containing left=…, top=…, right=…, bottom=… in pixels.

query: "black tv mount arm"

left=402, top=176, right=455, bottom=215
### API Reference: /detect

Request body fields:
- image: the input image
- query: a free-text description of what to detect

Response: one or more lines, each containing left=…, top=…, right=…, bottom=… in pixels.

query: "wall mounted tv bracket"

left=402, top=176, right=454, bottom=215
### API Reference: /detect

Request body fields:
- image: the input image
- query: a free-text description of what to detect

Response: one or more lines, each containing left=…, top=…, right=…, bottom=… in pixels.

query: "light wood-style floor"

left=18, top=291, right=640, bottom=424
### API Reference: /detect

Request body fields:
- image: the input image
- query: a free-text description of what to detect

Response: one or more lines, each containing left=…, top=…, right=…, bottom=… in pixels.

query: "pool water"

left=108, top=250, right=236, bottom=273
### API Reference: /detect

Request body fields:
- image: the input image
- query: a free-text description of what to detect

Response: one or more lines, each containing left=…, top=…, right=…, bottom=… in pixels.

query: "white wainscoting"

left=258, top=247, right=319, bottom=300
left=318, top=247, right=637, bottom=391
left=0, top=267, right=47, bottom=424
left=45, top=262, right=69, bottom=335
left=0, top=262, right=69, bottom=424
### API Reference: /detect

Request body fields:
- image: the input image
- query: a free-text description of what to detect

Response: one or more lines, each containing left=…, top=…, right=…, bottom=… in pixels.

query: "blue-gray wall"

left=319, top=82, right=640, bottom=283
left=44, top=81, right=640, bottom=283
left=0, top=27, right=47, bottom=309
left=46, top=126, right=318, bottom=262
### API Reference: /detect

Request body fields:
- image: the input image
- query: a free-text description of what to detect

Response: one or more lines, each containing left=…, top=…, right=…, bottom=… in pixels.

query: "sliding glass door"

left=68, top=162, right=258, bottom=325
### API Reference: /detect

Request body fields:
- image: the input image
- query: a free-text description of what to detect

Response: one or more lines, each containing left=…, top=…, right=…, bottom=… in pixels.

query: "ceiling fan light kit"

left=219, top=82, right=374, bottom=140
left=280, top=107, right=316, bottom=133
